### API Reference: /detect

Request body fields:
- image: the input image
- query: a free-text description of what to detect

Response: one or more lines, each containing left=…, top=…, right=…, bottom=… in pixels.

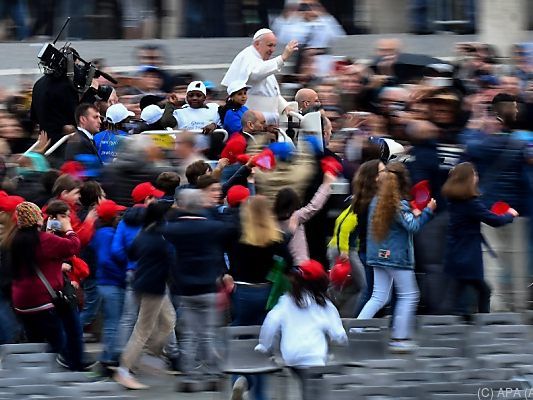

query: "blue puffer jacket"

left=366, top=199, right=433, bottom=270
left=90, top=226, right=127, bottom=288
left=464, top=132, right=529, bottom=215
left=111, top=206, right=146, bottom=271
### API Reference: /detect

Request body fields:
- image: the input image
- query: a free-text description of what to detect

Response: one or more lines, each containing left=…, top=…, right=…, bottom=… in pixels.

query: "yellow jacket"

left=328, top=206, right=358, bottom=253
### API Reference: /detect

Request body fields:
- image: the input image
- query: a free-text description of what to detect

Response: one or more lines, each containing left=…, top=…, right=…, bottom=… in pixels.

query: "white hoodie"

left=255, top=293, right=347, bottom=367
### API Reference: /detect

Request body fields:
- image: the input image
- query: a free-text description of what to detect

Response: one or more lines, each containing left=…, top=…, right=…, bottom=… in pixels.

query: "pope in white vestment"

left=221, top=28, right=298, bottom=125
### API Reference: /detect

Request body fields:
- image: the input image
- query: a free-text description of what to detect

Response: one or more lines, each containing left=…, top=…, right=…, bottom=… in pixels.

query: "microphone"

left=94, top=69, right=118, bottom=85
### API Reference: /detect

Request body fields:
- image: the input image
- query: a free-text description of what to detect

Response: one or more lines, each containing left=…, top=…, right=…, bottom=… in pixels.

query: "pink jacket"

left=280, top=184, right=331, bottom=266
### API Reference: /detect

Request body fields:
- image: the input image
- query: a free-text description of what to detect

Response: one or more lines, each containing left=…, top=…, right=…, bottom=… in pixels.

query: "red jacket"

left=11, top=231, right=80, bottom=312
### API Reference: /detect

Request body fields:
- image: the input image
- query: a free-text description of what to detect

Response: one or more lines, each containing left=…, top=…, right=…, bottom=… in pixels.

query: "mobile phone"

left=46, top=218, right=62, bottom=231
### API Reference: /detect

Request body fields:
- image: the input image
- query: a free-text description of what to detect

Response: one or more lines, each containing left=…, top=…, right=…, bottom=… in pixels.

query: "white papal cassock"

left=221, top=45, right=289, bottom=125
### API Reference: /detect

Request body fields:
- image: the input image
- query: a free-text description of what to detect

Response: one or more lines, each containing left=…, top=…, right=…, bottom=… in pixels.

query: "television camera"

left=37, top=18, right=117, bottom=94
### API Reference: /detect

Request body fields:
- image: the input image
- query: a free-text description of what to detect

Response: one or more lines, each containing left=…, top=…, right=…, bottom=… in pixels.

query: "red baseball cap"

left=320, top=156, right=343, bottom=176
left=131, top=182, right=164, bottom=204
left=252, top=148, right=276, bottom=171
left=96, top=199, right=126, bottom=222
left=0, top=195, right=25, bottom=214
left=60, top=161, right=85, bottom=178
left=329, top=258, right=352, bottom=289
left=410, top=180, right=431, bottom=211
left=226, top=185, right=250, bottom=208
left=221, top=135, right=247, bottom=164
left=299, top=259, right=327, bottom=281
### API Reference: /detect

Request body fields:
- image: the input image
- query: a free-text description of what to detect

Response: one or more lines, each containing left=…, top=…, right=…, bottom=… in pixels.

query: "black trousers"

left=445, top=278, right=491, bottom=315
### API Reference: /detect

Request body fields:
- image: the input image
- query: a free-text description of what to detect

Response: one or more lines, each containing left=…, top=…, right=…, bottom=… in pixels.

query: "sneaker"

left=231, top=376, right=248, bottom=400
left=81, top=359, right=99, bottom=372
left=56, top=354, right=69, bottom=369
left=388, top=340, right=417, bottom=354
left=113, top=368, right=149, bottom=390
left=56, top=355, right=98, bottom=372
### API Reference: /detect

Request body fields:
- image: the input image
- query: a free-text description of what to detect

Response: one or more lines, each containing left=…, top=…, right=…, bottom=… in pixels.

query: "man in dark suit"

left=65, top=103, right=103, bottom=163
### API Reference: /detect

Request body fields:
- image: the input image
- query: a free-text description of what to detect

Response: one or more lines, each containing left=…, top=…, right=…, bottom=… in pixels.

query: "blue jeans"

left=231, top=284, right=271, bottom=400
left=98, top=285, right=125, bottom=363
left=117, top=284, right=140, bottom=352
left=354, top=253, right=373, bottom=316
left=0, top=293, right=20, bottom=344
left=80, top=277, right=101, bottom=327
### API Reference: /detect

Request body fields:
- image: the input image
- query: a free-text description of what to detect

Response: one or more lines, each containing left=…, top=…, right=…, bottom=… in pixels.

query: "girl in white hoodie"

left=255, top=260, right=347, bottom=399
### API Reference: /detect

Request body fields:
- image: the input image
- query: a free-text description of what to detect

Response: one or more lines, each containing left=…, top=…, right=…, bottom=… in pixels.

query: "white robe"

left=221, top=45, right=288, bottom=124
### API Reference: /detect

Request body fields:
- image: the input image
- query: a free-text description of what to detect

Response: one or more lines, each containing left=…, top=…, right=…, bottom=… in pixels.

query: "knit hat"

left=96, top=199, right=126, bottom=222
left=299, top=259, right=327, bottom=281
left=227, top=185, right=250, bottom=208
left=131, top=182, right=164, bottom=204
left=15, top=202, right=42, bottom=228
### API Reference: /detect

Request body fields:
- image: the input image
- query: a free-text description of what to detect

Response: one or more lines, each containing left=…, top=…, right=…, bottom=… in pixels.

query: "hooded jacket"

left=111, top=206, right=146, bottom=271
left=91, top=225, right=127, bottom=287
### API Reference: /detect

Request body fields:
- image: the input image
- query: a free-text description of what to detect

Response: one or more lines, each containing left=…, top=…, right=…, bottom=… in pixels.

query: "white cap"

left=105, top=103, right=134, bottom=124
left=253, top=28, right=274, bottom=41
left=227, top=81, right=251, bottom=96
left=186, top=81, right=207, bottom=96
left=140, top=104, right=164, bottom=125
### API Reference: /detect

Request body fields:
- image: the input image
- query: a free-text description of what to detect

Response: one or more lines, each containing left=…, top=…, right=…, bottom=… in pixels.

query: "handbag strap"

left=34, top=267, right=58, bottom=300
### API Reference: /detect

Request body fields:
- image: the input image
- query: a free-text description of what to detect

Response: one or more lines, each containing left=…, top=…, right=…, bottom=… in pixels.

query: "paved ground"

left=2, top=32, right=533, bottom=89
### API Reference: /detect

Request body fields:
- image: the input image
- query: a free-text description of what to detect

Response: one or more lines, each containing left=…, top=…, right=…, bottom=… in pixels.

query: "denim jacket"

left=366, top=198, right=433, bottom=270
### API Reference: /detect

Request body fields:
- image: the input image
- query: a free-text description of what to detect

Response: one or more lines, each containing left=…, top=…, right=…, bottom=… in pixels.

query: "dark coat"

left=129, top=224, right=175, bottom=295
left=163, top=212, right=235, bottom=296
left=464, top=133, right=529, bottom=215
left=444, top=198, right=513, bottom=280
left=64, top=130, right=102, bottom=163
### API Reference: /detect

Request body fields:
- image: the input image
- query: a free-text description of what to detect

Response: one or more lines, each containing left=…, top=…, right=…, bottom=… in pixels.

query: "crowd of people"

left=0, top=14, right=531, bottom=400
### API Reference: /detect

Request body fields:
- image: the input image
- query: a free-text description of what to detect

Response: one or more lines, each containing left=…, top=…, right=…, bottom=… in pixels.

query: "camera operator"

left=31, top=43, right=115, bottom=151
left=31, top=70, right=109, bottom=146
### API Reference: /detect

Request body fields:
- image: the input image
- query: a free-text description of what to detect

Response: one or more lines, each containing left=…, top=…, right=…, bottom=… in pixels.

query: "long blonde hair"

left=371, top=162, right=410, bottom=242
left=240, top=196, right=283, bottom=247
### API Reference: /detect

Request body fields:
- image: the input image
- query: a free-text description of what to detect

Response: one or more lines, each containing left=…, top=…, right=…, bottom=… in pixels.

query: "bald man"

left=294, top=88, right=321, bottom=113
left=375, top=38, right=402, bottom=76
left=222, top=28, right=298, bottom=125
left=241, top=110, right=266, bottom=139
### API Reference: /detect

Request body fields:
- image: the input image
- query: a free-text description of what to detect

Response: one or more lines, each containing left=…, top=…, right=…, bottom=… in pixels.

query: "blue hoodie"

left=90, top=226, right=127, bottom=287
left=111, top=206, right=146, bottom=271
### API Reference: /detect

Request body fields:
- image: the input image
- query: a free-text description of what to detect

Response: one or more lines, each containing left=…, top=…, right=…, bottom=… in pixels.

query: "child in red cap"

left=255, top=260, right=347, bottom=399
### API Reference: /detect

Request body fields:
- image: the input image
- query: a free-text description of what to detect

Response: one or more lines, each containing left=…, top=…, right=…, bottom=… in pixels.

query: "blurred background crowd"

left=2, top=0, right=530, bottom=40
